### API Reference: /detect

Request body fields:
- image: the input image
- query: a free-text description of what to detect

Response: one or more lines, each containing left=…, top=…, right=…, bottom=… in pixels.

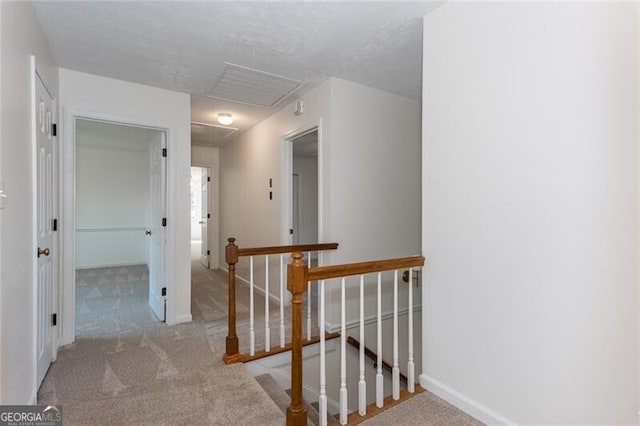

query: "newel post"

left=223, top=237, right=243, bottom=364
left=286, top=252, right=308, bottom=426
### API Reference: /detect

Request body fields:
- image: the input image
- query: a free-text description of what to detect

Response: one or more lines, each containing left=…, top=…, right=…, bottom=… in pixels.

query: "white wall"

left=75, top=145, right=150, bottom=268
left=421, top=3, right=638, bottom=424
left=325, top=79, right=421, bottom=326
left=219, top=77, right=421, bottom=326
left=219, top=78, right=333, bottom=305
left=59, top=68, right=191, bottom=343
left=220, top=79, right=333, bottom=254
left=0, top=1, right=58, bottom=404
left=191, top=145, right=220, bottom=269
left=292, top=155, right=318, bottom=245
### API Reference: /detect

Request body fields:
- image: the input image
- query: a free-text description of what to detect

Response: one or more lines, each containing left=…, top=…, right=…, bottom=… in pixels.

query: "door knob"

left=145, top=230, right=152, bottom=236
left=38, top=247, right=50, bottom=257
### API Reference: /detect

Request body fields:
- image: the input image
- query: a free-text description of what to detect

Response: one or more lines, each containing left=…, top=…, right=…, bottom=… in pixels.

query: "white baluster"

left=358, top=274, right=366, bottom=416
left=319, top=279, right=327, bottom=426
left=340, top=277, right=348, bottom=425
left=376, top=272, right=383, bottom=408
left=249, top=256, right=255, bottom=356
left=407, top=268, right=415, bottom=393
left=280, top=254, right=285, bottom=348
left=392, top=270, right=400, bottom=400
left=307, top=251, right=312, bottom=340
left=265, top=255, right=270, bottom=352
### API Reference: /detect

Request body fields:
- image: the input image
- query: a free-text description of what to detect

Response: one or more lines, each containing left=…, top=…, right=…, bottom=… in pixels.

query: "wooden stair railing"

left=223, top=237, right=339, bottom=364
left=287, top=252, right=425, bottom=426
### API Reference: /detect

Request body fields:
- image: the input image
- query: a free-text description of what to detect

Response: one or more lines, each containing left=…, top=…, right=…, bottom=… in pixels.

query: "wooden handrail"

left=238, top=242, right=339, bottom=257
left=307, top=255, right=425, bottom=281
left=286, top=252, right=425, bottom=426
left=346, top=336, right=408, bottom=383
left=223, top=237, right=339, bottom=364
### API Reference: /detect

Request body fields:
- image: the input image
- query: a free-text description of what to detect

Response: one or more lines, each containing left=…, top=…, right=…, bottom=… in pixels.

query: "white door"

left=200, top=168, right=209, bottom=268
left=35, top=73, right=55, bottom=386
left=148, top=133, right=166, bottom=321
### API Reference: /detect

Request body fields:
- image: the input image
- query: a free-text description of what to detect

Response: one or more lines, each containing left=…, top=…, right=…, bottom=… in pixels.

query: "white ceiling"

left=34, top=1, right=442, bottom=146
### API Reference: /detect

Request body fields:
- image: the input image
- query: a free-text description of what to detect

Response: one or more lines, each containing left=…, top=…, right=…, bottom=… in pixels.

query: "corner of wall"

left=419, top=374, right=514, bottom=425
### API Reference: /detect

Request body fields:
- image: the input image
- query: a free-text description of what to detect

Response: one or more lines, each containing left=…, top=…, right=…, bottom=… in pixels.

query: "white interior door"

left=35, top=73, right=55, bottom=386
left=148, top=132, right=166, bottom=321
left=200, top=168, right=209, bottom=268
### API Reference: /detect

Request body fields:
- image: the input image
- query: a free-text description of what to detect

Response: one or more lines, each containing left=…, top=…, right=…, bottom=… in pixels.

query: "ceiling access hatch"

left=206, top=63, right=302, bottom=108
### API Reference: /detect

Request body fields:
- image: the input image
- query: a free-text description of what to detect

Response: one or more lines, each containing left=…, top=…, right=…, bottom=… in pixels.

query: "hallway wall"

left=0, top=1, right=59, bottom=404
left=219, top=77, right=421, bottom=326
left=59, top=69, right=191, bottom=340
left=421, top=2, right=638, bottom=423
left=75, top=144, right=150, bottom=268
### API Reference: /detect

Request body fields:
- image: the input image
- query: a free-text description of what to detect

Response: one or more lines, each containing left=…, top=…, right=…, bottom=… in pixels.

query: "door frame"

left=191, top=161, right=219, bottom=270
left=60, top=109, right=171, bottom=345
left=282, top=124, right=322, bottom=247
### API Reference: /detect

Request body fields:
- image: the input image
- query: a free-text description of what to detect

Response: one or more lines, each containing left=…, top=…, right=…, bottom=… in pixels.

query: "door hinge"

left=51, top=123, right=57, bottom=137
left=162, top=218, right=167, bottom=227
left=162, top=148, right=167, bottom=157
left=207, top=176, right=210, bottom=182
left=207, top=250, right=210, bottom=255
left=52, top=218, right=58, bottom=231
left=289, top=229, right=294, bottom=235
left=161, top=287, right=167, bottom=297
left=207, top=213, right=210, bottom=219
left=52, top=313, right=57, bottom=326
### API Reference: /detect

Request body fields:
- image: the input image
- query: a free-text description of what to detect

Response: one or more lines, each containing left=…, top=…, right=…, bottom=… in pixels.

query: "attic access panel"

left=207, top=63, right=302, bottom=108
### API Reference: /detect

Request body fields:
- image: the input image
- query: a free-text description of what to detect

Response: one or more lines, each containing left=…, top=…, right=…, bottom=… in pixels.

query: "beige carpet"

left=359, top=390, right=484, bottom=426
left=39, top=262, right=482, bottom=425
left=38, top=263, right=284, bottom=425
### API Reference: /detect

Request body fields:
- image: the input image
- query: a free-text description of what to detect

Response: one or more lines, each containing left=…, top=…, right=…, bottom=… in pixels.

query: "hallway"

left=37, top=262, right=283, bottom=425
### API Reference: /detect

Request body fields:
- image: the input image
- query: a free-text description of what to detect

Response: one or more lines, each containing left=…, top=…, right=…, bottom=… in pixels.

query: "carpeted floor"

left=359, top=391, right=483, bottom=426
left=38, top=261, right=482, bottom=425
left=38, top=263, right=284, bottom=425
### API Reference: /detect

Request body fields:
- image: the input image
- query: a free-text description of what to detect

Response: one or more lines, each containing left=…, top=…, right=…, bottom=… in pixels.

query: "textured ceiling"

left=34, top=1, right=442, bottom=145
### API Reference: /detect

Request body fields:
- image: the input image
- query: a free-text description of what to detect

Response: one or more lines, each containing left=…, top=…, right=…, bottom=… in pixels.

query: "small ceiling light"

left=217, top=113, right=233, bottom=126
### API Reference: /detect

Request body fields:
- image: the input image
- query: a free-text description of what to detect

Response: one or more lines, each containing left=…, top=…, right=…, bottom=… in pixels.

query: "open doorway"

left=74, top=119, right=167, bottom=336
left=190, top=166, right=210, bottom=268
left=289, top=129, right=318, bottom=247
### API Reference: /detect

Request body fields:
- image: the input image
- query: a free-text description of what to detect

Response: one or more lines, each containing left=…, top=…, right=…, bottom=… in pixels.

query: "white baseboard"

left=419, top=374, right=515, bottom=425
left=75, top=261, right=147, bottom=270
left=172, top=314, right=192, bottom=325
left=221, top=267, right=283, bottom=306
